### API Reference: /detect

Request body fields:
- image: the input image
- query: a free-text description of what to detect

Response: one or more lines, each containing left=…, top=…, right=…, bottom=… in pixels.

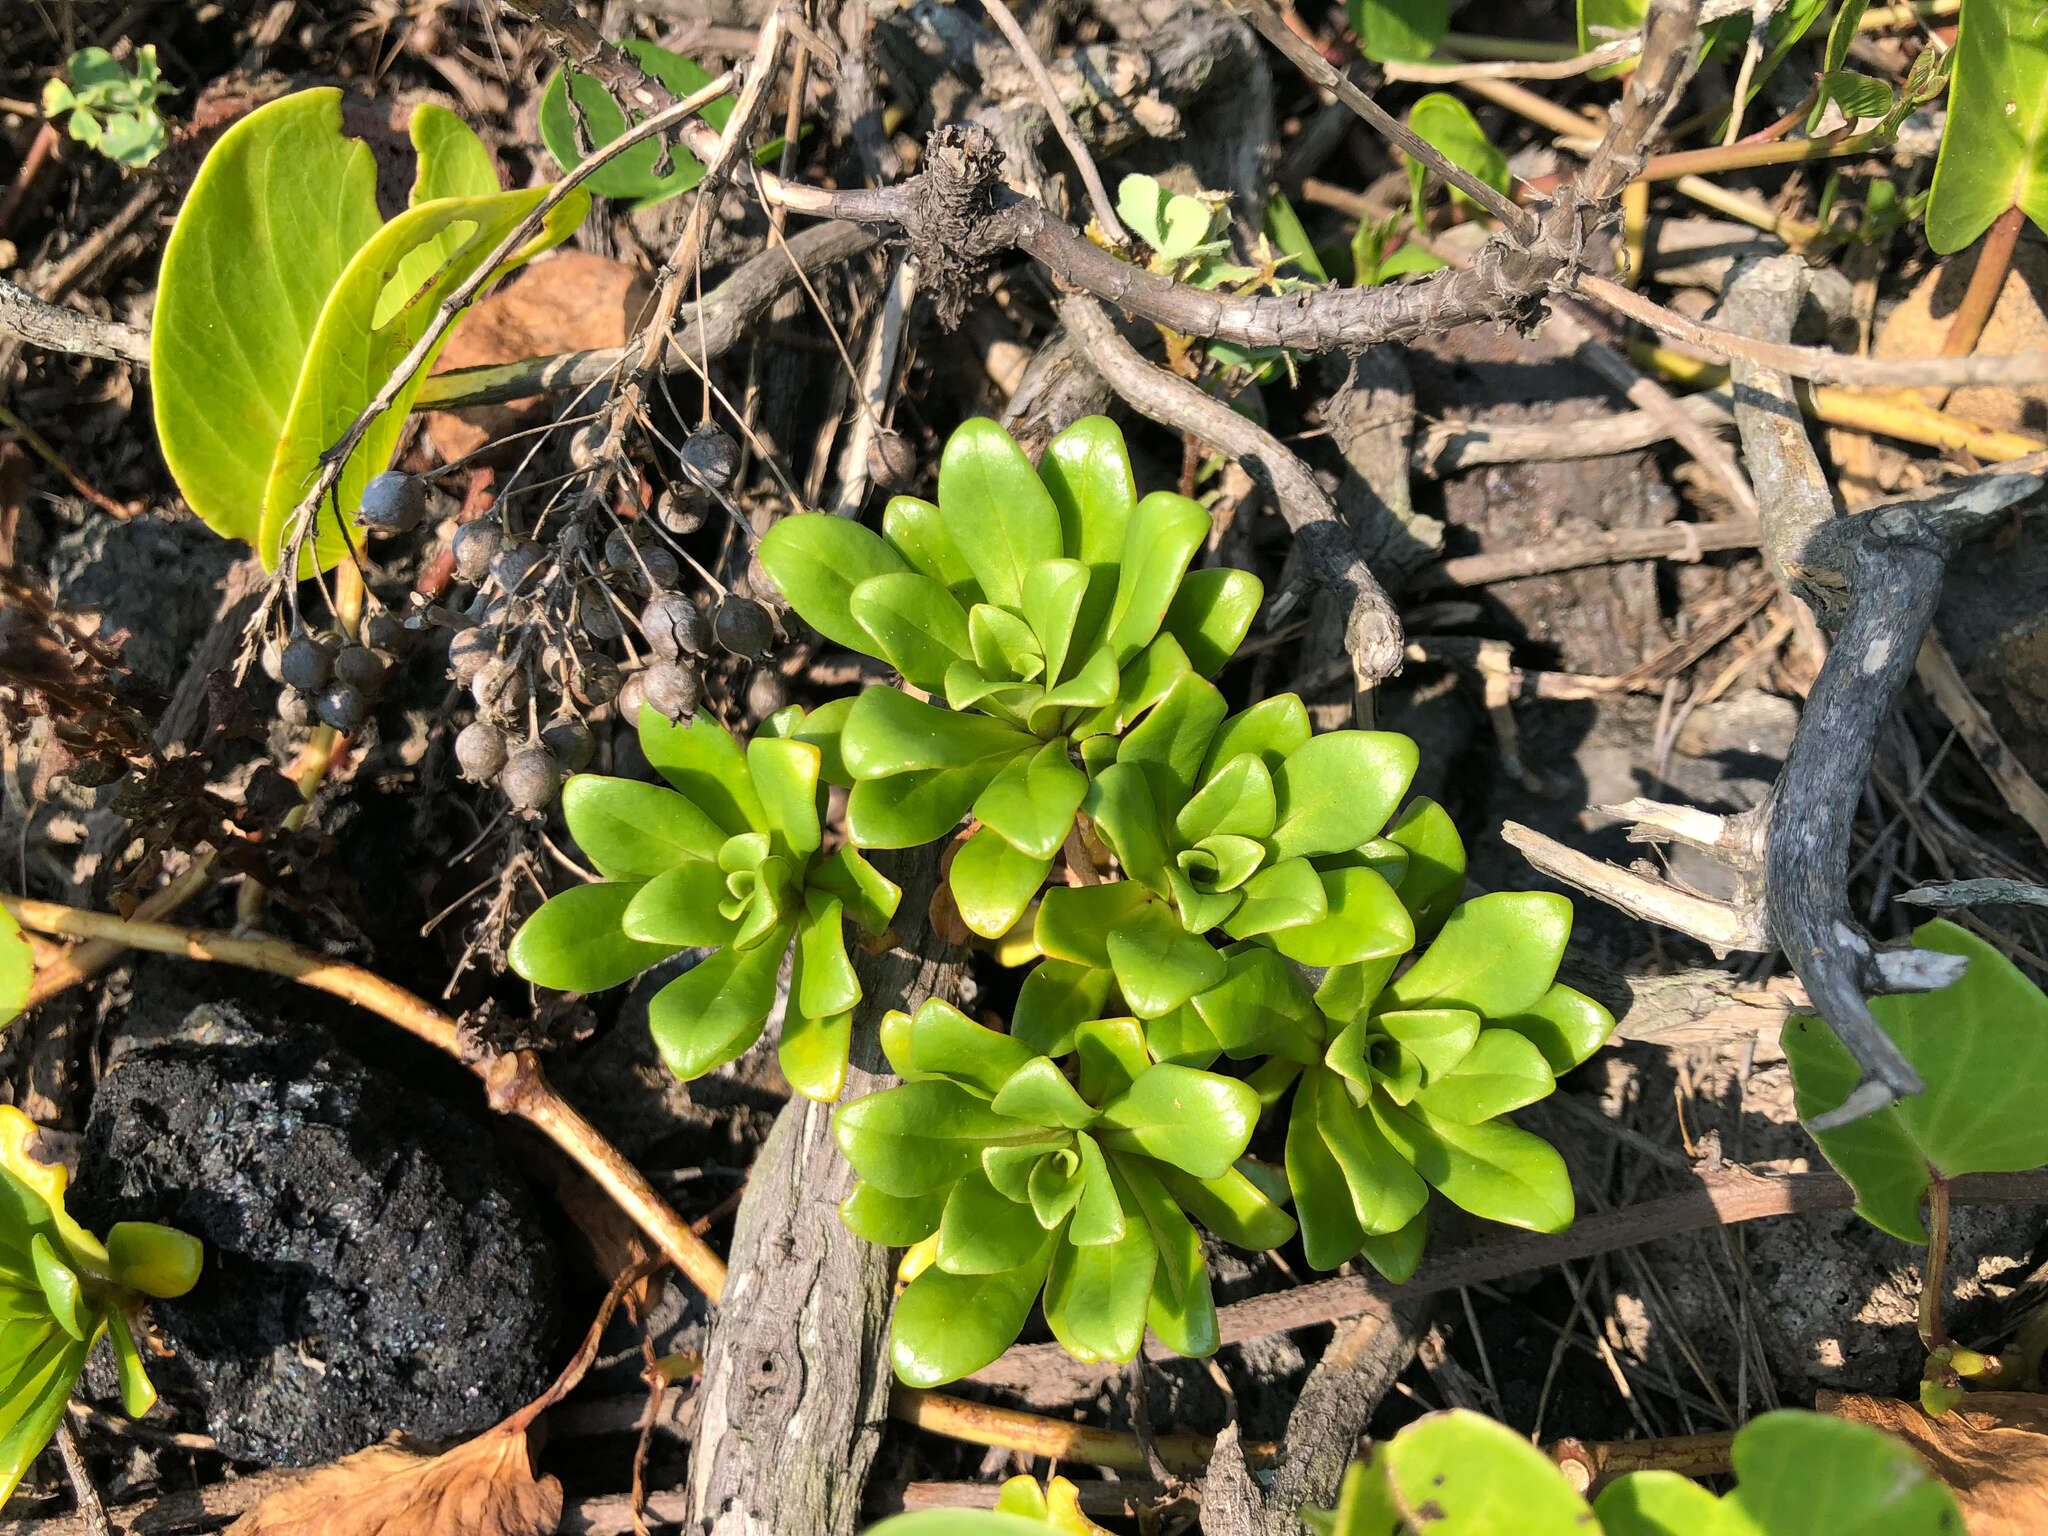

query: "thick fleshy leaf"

left=510, top=882, right=682, bottom=992
left=1413, top=1029, right=1555, bottom=1124
left=1263, top=865, right=1415, bottom=967
left=0, top=910, right=28, bottom=1032
left=1178, top=754, right=1278, bottom=844
left=1715, top=1408, right=1963, bottom=1535
left=104, top=1224, right=202, bottom=1300
left=779, top=1006, right=852, bottom=1103
left=809, top=846, right=901, bottom=935
left=1014, top=960, right=1116, bottom=1058
left=1496, top=984, right=1614, bottom=1075
left=891, top=1232, right=1055, bottom=1387
left=795, top=891, right=860, bottom=1019
left=1380, top=1410, right=1594, bottom=1535
left=836, top=1079, right=1051, bottom=1198
left=640, top=711, right=765, bottom=837
left=882, top=999, right=1040, bottom=1098
left=844, top=687, right=1033, bottom=778
left=1384, top=796, right=1467, bottom=935
left=1026, top=1145, right=1087, bottom=1228
left=946, top=661, right=1043, bottom=724
left=1286, top=1077, right=1367, bottom=1269
left=621, top=859, right=744, bottom=947
left=1268, top=732, right=1419, bottom=861
left=1097, top=1064, right=1258, bottom=1178
left=1144, top=1003, right=1221, bottom=1069
left=1074, top=1018, right=1153, bottom=1105
left=847, top=758, right=1014, bottom=849
left=1085, top=762, right=1173, bottom=893
left=969, top=604, right=1045, bottom=681
left=1222, top=857, right=1329, bottom=938
left=0, top=1326, right=92, bottom=1507
left=1105, top=898, right=1228, bottom=1018
left=1117, top=1160, right=1219, bottom=1358
left=1202, top=695, right=1312, bottom=781
left=1384, top=890, right=1572, bottom=1018
left=936, top=418, right=1064, bottom=609
left=1044, top=1215, right=1156, bottom=1363
left=1030, top=645, right=1122, bottom=737
left=1373, top=1099, right=1573, bottom=1232
left=1022, top=559, right=1091, bottom=686
left=1190, top=943, right=1324, bottom=1063
left=1783, top=919, right=2048, bottom=1242
left=1164, top=568, right=1262, bottom=676
left=1358, top=1209, right=1428, bottom=1284
left=883, top=495, right=981, bottom=597
left=1039, top=416, right=1136, bottom=568
left=1103, top=492, right=1210, bottom=663
left=1317, top=957, right=1399, bottom=1025
left=984, top=1140, right=1061, bottom=1205
left=1075, top=634, right=1192, bottom=742
left=1593, top=1470, right=1744, bottom=1536
left=757, top=513, right=911, bottom=653
left=1153, top=1162, right=1298, bottom=1251
left=849, top=571, right=974, bottom=692
left=991, top=1057, right=1098, bottom=1130
left=1068, top=1132, right=1126, bottom=1245
left=107, top=1309, right=157, bottom=1418
left=950, top=826, right=1050, bottom=940
left=1311, top=1067, right=1430, bottom=1235
left=972, top=741, right=1088, bottom=860
left=1372, top=1008, right=1482, bottom=1080
left=1925, top=0, right=2048, bottom=253
left=1118, top=672, right=1228, bottom=809
left=1035, top=882, right=1154, bottom=971
left=939, top=1167, right=1050, bottom=1274
left=561, top=775, right=727, bottom=877
left=646, top=935, right=789, bottom=1081
left=841, top=1182, right=948, bottom=1246
left=747, top=739, right=823, bottom=858
left=1351, top=0, right=1448, bottom=63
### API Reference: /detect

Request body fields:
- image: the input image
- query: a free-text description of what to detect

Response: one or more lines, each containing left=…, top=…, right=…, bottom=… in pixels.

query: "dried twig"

left=1895, top=879, right=2048, bottom=911
left=1913, top=634, right=2048, bottom=852
left=0, top=278, right=148, bottom=365
left=979, top=0, right=1126, bottom=241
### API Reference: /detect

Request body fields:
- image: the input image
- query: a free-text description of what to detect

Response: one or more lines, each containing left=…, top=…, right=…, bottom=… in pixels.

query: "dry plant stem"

left=829, top=254, right=918, bottom=517
left=1390, top=0, right=1752, bottom=80
left=272, top=66, right=742, bottom=578
left=979, top=0, right=1125, bottom=242
left=0, top=402, right=135, bottom=519
left=1503, top=820, right=1768, bottom=954
left=1913, top=634, right=2048, bottom=850
left=1919, top=1173, right=1952, bottom=1350
left=1935, top=203, right=2028, bottom=412
left=1422, top=514, right=1761, bottom=583
left=0, top=896, right=729, bottom=1301
left=887, top=1388, right=1255, bottom=1475
left=50, top=1421, right=109, bottom=1536
left=21, top=853, right=215, bottom=1007
left=1551, top=1432, right=1736, bottom=1493
left=1060, top=294, right=1402, bottom=682
left=972, top=1168, right=2048, bottom=1400
left=1640, top=129, right=1888, bottom=181
left=0, top=278, right=149, bottom=365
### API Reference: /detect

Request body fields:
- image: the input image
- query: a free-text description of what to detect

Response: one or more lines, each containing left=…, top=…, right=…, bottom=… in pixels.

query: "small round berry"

left=681, top=425, right=740, bottom=492
left=502, top=746, right=560, bottom=811
left=472, top=658, right=530, bottom=721
left=277, top=689, right=314, bottom=729
left=358, top=471, right=428, bottom=533
left=574, top=653, right=622, bottom=706
left=454, top=720, right=508, bottom=782
left=447, top=626, right=498, bottom=687
left=568, top=423, right=609, bottom=471
left=452, top=519, right=502, bottom=584
left=868, top=430, right=918, bottom=492
left=279, top=630, right=337, bottom=693
left=316, top=684, right=367, bottom=733
left=657, top=486, right=706, bottom=536
left=616, top=670, right=648, bottom=726
left=363, top=612, right=408, bottom=654
left=641, top=661, right=700, bottom=723
left=641, top=593, right=703, bottom=661
left=541, top=717, right=595, bottom=775
left=332, top=645, right=387, bottom=694
left=491, top=538, right=545, bottom=594
left=713, top=596, right=774, bottom=659
left=581, top=589, right=625, bottom=643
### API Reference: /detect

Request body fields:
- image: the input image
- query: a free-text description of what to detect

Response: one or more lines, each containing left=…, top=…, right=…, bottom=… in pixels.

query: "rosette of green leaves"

left=509, top=706, right=898, bottom=1102
left=833, top=999, right=1293, bottom=1385
left=757, top=416, right=1263, bottom=934
left=1031, top=682, right=1465, bottom=1020
left=0, top=1106, right=201, bottom=1502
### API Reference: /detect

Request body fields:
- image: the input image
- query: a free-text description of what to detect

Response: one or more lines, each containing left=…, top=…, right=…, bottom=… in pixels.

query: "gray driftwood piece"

left=685, top=844, right=956, bottom=1535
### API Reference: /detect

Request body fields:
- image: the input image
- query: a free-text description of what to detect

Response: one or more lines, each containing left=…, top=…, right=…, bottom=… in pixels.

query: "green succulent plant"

left=42, top=45, right=175, bottom=167
left=0, top=1106, right=202, bottom=1502
left=834, top=998, right=1293, bottom=1386
left=757, top=416, right=1263, bottom=936
left=509, top=705, right=899, bottom=1102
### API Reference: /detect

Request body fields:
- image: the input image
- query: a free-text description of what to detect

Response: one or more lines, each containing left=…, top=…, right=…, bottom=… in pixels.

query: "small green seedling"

left=0, top=1105, right=202, bottom=1502
left=1307, top=1406, right=1963, bottom=1535
left=152, top=90, right=589, bottom=572
left=1926, top=0, right=2048, bottom=253
left=1405, top=94, right=1509, bottom=229
left=758, top=416, right=1261, bottom=900
left=41, top=46, right=175, bottom=167
left=835, top=999, right=1292, bottom=1385
left=509, top=705, right=899, bottom=1102
left=866, top=1474, right=1109, bottom=1533
left=1352, top=215, right=1447, bottom=286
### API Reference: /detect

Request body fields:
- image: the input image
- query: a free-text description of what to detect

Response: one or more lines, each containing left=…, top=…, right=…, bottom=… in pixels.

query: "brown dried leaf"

left=223, top=1423, right=561, bottom=1536
left=1820, top=1390, right=2048, bottom=1536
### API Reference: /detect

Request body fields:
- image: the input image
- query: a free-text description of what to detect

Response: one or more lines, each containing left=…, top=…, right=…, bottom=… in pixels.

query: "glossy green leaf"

left=1926, top=0, right=2048, bottom=252
left=1163, top=567, right=1262, bottom=677
left=1269, top=732, right=1418, bottom=861
left=640, top=711, right=766, bottom=838
left=1190, top=943, right=1324, bottom=1063
left=1382, top=1410, right=1594, bottom=1534
left=107, top=1309, right=157, bottom=1419
left=836, top=1080, right=1050, bottom=1198
left=1153, top=1162, right=1297, bottom=1250
left=809, top=847, right=901, bottom=935
left=1713, top=1408, right=1963, bottom=1535
left=1814, top=70, right=1896, bottom=129
left=1038, top=416, right=1137, bottom=665
left=883, top=495, right=981, bottom=598
left=1086, top=762, right=1173, bottom=893
left=1310, top=1067, right=1430, bottom=1234
left=1118, top=672, right=1228, bottom=809
left=844, top=686, right=1031, bottom=777
left=992, top=1057, right=1098, bottom=1130
left=779, top=1006, right=852, bottom=1103
left=1497, top=983, right=1614, bottom=1075
left=936, top=419, right=1064, bottom=608
left=1406, top=93, right=1510, bottom=220
left=1097, top=1064, right=1258, bottom=1178
left=1349, top=0, right=1448, bottom=64
left=883, top=999, right=1040, bottom=1099
left=1413, top=1028, right=1555, bottom=1124
left=261, top=174, right=585, bottom=571
left=1014, top=961, right=1115, bottom=1058
left=847, top=759, right=1013, bottom=849
left=1117, top=1160, right=1219, bottom=1358
left=1286, top=1075, right=1368, bottom=1269
left=848, top=571, right=973, bottom=692
left=939, top=1167, right=1050, bottom=1274
left=510, top=882, right=682, bottom=992
left=1316, top=956, right=1398, bottom=1024
left=1074, top=1018, right=1152, bottom=1105
left=1384, top=890, right=1572, bottom=1018
left=1178, top=754, right=1277, bottom=845
left=1105, top=898, right=1228, bottom=1018
left=646, top=933, right=789, bottom=1081
left=840, top=1182, right=948, bottom=1246
left=1783, top=919, right=2048, bottom=1242
left=891, top=1232, right=1055, bottom=1386
left=783, top=696, right=855, bottom=786
left=969, top=604, right=1046, bottom=681
left=104, top=1223, right=202, bottom=1299
left=561, top=775, right=727, bottom=877
left=795, top=892, right=859, bottom=1019
left=866, top=1512, right=1057, bottom=1536
left=1263, top=865, right=1415, bottom=967
left=1373, top=1099, right=1573, bottom=1232
left=1026, top=1145, right=1087, bottom=1228
left=1222, top=857, right=1329, bottom=939
left=152, top=91, right=381, bottom=549
left=1303, top=1455, right=1403, bottom=1536
left=1358, top=1209, right=1427, bottom=1284
left=972, top=740, right=1088, bottom=861
left=30, top=1237, right=87, bottom=1342
left=1203, top=694, right=1312, bottom=781
left=1035, top=883, right=1154, bottom=971
left=1371, top=1008, right=1481, bottom=1079
left=538, top=39, right=727, bottom=205
left=1021, top=560, right=1092, bottom=687
left=1031, top=645, right=1122, bottom=736
left=1077, top=633, right=1192, bottom=741
left=756, top=514, right=911, bottom=656
left=1103, top=491, right=1211, bottom=664
left=1144, top=1003, right=1221, bottom=1069
left=1384, top=796, right=1466, bottom=935
left=950, top=827, right=1049, bottom=940
left=1044, top=1215, right=1157, bottom=1363
left=1595, top=1470, right=1749, bottom=1536
left=0, top=909, right=29, bottom=1031
left=620, top=859, right=743, bottom=947
left=1068, top=1132, right=1126, bottom=1245
left=0, top=1326, right=91, bottom=1507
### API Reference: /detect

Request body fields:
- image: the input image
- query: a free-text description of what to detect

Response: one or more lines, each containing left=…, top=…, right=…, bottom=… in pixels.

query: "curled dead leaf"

left=1820, top=1390, right=2048, bottom=1536
left=224, top=1423, right=560, bottom=1536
